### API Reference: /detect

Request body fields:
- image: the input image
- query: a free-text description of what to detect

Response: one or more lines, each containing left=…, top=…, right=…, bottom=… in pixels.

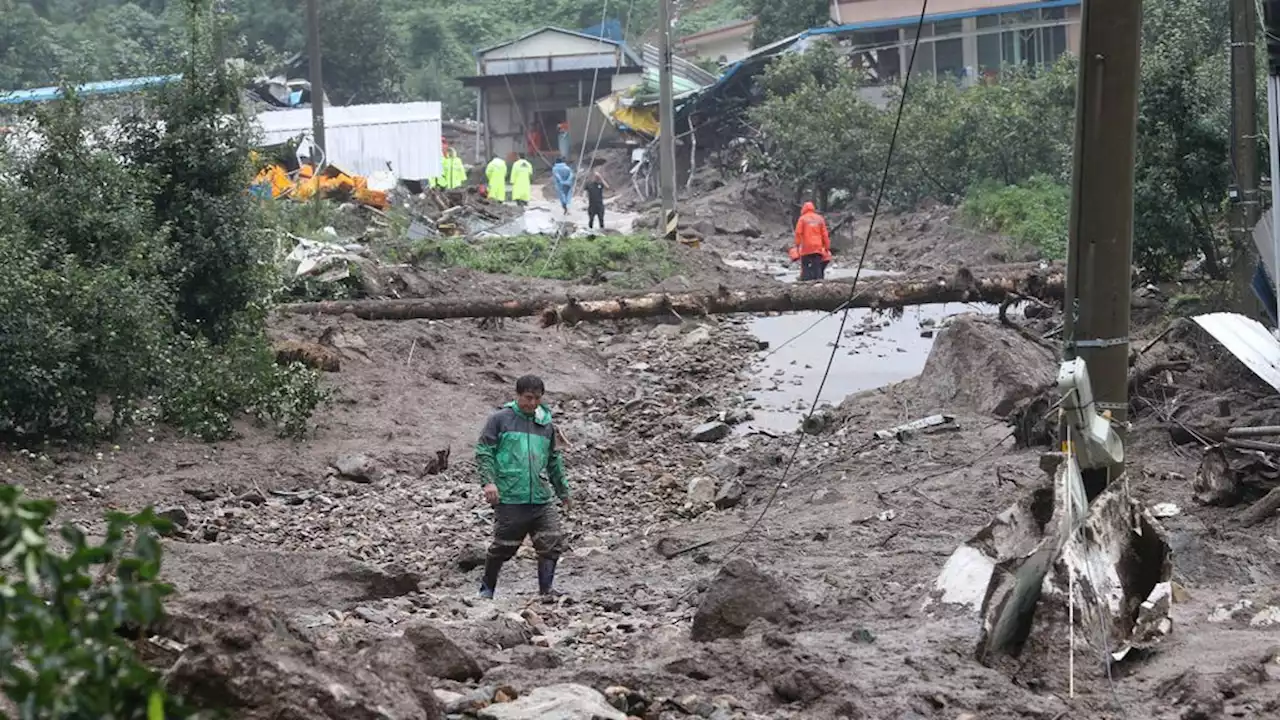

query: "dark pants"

left=487, top=503, right=564, bottom=563
left=588, top=204, right=604, bottom=229
left=800, top=254, right=826, bottom=281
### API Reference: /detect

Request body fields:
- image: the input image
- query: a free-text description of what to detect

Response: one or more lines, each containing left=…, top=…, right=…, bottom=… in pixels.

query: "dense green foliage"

left=748, top=0, right=829, bottom=48
left=1, top=1, right=755, bottom=117
left=416, top=234, right=677, bottom=287
left=0, top=0, right=326, bottom=443
left=0, top=485, right=197, bottom=718
left=753, top=0, right=1252, bottom=281
left=961, top=178, right=1070, bottom=259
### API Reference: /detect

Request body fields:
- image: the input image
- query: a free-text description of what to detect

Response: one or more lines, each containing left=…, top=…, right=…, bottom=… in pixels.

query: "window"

left=933, top=19, right=964, bottom=77
left=977, top=15, right=1001, bottom=74
left=904, top=23, right=933, bottom=77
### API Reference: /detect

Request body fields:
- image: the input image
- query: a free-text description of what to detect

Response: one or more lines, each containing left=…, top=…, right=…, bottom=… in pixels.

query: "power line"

left=715, top=0, right=933, bottom=565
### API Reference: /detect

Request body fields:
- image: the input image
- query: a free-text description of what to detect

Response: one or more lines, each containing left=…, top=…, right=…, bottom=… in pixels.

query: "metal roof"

left=0, top=74, right=182, bottom=105
left=1193, top=312, right=1280, bottom=393
left=474, top=26, right=643, bottom=67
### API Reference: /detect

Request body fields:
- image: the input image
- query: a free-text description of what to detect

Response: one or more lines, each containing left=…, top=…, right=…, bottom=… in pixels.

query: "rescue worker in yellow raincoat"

left=485, top=155, right=508, bottom=203
left=434, top=148, right=466, bottom=190
left=509, top=153, right=534, bottom=206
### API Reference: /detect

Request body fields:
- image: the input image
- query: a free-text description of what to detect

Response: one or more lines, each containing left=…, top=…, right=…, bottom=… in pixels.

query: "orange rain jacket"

left=794, top=201, right=831, bottom=259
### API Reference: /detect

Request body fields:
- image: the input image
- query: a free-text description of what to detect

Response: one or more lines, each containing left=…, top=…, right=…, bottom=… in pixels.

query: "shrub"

left=961, top=177, right=1070, bottom=260
left=415, top=234, right=678, bottom=287
left=0, top=486, right=199, bottom=718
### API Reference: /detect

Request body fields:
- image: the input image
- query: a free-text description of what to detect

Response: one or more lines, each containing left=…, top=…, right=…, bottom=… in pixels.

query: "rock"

left=478, top=684, right=626, bottom=720
left=723, top=408, right=754, bottom=425
left=402, top=621, right=484, bottom=681
left=457, top=545, right=488, bottom=572
left=183, top=487, right=219, bottom=502
left=434, top=689, right=465, bottom=708
left=511, top=645, right=562, bottom=669
left=157, top=506, right=190, bottom=531
left=918, top=315, right=1056, bottom=416
left=664, top=656, right=716, bottom=680
left=682, top=326, right=713, bottom=347
left=687, top=476, right=717, bottom=506
left=354, top=605, right=395, bottom=624
left=707, top=457, right=742, bottom=481
left=769, top=667, right=839, bottom=705
left=334, top=453, right=380, bottom=483
left=691, top=422, right=731, bottom=443
left=713, top=480, right=744, bottom=509
left=692, top=559, right=796, bottom=642
left=274, top=340, right=342, bottom=372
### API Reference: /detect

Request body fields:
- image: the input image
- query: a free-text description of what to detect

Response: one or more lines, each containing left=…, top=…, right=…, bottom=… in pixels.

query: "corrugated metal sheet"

left=0, top=74, right=182, bottom=105
left=258, top=102, right=442, bottom=180
left=1193, top=312, right=1280, bottom=393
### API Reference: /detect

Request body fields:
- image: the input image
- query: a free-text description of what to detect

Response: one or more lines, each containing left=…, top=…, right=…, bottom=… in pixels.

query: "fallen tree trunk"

left=282, top=268, right=1064, bottom=326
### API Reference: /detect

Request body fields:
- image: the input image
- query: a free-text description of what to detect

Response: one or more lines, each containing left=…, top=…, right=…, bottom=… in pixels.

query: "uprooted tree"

left=282, top=266, right=1065, bottom=325
left=0, top=0, right=325, bottom=444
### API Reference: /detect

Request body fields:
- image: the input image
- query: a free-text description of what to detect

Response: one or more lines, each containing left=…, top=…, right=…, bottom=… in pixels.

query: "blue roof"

left=581, top=19, right=625, bottom=43
left=0, top=74, right=182, bottom=105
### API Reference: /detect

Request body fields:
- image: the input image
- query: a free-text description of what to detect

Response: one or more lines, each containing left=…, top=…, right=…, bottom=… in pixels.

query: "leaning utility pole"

left=657, top=0, right=678, bottom=241
left=306, top=0, right=326, bottom=161
left=1061, top=0, right=1144, bottom=484
left=1230, top=0, right=1261, bottom=311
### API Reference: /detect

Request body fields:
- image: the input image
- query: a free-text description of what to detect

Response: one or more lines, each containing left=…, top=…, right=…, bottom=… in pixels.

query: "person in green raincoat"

left=509, top=153, right=534, bottom=206
left=433, top=148, right=466, bottom=190
left=485, top=155, right=508, bottom=203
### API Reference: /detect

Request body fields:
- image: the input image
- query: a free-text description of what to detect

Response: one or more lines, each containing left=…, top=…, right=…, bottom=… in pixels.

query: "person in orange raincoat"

left=793, top=201, right=831, bottom=281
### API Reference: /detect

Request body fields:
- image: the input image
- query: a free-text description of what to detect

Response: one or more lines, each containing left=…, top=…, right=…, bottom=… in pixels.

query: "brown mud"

left=4, top=172, right=1280, bottom=719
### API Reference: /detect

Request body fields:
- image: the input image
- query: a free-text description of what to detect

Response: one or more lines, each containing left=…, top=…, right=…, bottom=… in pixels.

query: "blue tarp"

left=0, top=74, right=182, bottom=105
left=581, top=19, right=625, bottom=43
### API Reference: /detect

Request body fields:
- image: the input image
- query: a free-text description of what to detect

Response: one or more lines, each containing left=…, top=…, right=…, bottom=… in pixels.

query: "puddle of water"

left=477, top=185, right=639, bottom=238
left=746, top=300, right=996, bottom=434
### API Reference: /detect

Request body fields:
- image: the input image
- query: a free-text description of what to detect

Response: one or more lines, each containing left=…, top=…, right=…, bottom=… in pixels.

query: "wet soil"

left=4, top=174, right=1280, bottom=719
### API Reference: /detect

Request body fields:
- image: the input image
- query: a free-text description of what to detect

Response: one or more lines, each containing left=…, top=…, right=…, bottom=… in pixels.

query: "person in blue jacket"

left=551, top=157, right=575, bottom=215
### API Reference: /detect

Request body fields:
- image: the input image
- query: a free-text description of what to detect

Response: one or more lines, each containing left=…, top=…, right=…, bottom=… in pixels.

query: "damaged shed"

left=461, top=26, right=645, bottom=161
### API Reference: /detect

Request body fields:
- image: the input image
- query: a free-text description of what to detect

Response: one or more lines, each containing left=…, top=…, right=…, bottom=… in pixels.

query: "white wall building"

left=257, top=101, right=443, bottom=180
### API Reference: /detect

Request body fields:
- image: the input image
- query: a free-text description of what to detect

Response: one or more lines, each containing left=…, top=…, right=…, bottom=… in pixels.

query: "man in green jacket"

left=475, top=374, right=570, bottom=599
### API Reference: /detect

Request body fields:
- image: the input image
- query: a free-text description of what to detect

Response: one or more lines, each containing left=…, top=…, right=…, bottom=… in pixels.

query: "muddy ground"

left=4, top=170, right=1280, bottom=719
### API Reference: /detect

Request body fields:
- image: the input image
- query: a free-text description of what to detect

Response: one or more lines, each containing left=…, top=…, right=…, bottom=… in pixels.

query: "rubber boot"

left=537, top=557, right=561, bottom=599
left=480, top=557, right=504, bottom=599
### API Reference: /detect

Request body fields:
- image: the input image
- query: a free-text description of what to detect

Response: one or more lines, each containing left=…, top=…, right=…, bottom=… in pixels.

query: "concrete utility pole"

left=658, top=0, right=678, bottom=241
left=1230, top=0, right=1261, bottom=311
left=1061, top=0, right=1144, bottom=484
left=306, top=0, right=326, bottom=160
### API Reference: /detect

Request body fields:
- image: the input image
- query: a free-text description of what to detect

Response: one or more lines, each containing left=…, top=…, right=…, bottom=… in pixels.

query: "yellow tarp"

left=254, top=163, right=388, bottom=210
left=596, top=93, right=661, bottom=137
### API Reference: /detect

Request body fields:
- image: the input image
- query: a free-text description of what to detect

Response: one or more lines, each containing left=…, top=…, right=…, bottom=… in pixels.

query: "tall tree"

left=749, top=0, right=829, bottom=48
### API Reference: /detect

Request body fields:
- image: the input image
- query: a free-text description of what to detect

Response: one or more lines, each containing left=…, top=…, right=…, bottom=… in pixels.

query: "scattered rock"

left=692, top=559, right=796, bottom=642
left=478, top=684, right=626, bottom=720
left=457, top=545, right=488, bottom=572
left=713, top=480, right=744, bottom=509
left=511, top=645, right=562, bottom=669
left=275, top=340, right=341, bottom=372
left=723, top=408, right=754, bottom=425
left=707, top=457, right=743, bottom=481
left=769, top=666, right=839, bottom=705
left=333, top=454, right=380, bottom=483
left=691, top=422, right=731, bottom=443
left=157, top=506, right=190, bottom=532
left=183, top=487, right=219, bottom=502
left=683, top=326, right=714, bottom=347
left=687, top=476, right=717, bottom=506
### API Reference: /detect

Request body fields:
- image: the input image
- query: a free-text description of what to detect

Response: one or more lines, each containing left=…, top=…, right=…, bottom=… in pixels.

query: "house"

left=824, top=0, right=1081, bottom=84
left=460, top=26, right=645, bottom=161
left=677, top=18, right=758, bottom=66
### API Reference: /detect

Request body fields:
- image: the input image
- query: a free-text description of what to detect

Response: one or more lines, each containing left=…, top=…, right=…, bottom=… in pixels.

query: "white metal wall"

left=257, top=101, right=442, bottom=180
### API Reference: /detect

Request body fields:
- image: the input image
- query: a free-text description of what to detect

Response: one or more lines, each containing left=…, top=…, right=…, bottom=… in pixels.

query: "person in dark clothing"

left=475, top=375, right=570, bottom=600
left=584, top=172, right=610, bottom=230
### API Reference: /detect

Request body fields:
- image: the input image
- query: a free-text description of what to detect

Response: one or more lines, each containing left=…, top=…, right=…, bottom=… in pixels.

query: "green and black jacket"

left=475, top=402, right=569, bottom=505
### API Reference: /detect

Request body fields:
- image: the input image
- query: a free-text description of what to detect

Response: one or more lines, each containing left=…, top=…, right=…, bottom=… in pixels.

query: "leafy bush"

left=961, top=177, right=1070, bottom=260
left=415, top=234, right=677, bottom=286
left=0, top=486, right=198, bottom=718
left=0, top=0, right=325, bottom=443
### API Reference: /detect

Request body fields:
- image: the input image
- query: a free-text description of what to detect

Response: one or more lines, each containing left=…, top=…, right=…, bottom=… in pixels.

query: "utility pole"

left=658, top=0, right=678, bottom=241
left=1061, top=0, right=1144, bottom=488
left=1230, top=0, right=1261, bottom=313
left=306, top=0, right=326, bottom=162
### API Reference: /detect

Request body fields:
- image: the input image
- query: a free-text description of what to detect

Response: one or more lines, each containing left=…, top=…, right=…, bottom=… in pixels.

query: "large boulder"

left=691, top=559, right=797, bottom=642
left=917, top=315, right=1056, bottom=416
left=478, top=684, right=626, bottom=720
left=162, top=596, right=443, bottom=720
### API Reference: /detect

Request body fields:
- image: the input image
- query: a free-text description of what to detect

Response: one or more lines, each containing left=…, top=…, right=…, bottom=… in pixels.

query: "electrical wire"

left=714, top=0, right=933, bottom=565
